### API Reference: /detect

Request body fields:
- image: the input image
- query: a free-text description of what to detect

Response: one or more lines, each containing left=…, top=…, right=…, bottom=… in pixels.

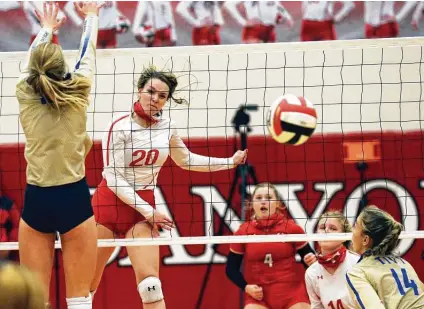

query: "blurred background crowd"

left=0, top=1, right=423, bottom=53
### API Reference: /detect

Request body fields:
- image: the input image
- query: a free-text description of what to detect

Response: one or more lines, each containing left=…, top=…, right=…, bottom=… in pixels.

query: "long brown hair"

left=17, top=42, right=91, bottom=111
left=137, top=65, right=187, bottom=105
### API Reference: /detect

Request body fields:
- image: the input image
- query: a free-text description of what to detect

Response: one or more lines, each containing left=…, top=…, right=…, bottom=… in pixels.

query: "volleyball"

left=266, top=94, right=317, bottom=146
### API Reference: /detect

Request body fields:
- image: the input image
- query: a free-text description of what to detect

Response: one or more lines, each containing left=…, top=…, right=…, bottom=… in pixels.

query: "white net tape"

left=0, top=231, right=423, bottom=250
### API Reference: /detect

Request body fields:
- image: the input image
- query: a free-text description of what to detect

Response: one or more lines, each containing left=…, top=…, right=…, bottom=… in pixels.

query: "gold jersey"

left=346, top=255, right=424, bottom=309
left=15, top=14, right=99, bottom=187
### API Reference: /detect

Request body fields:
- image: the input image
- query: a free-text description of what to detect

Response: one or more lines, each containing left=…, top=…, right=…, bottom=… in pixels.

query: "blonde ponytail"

left=18, top=42, right=91, bottom=111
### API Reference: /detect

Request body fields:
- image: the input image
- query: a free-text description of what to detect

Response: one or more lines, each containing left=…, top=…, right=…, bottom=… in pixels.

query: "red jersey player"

left=224, top=1, right=293, bottom=44
left=305, top=211, right=360, bottom=309
left=301, top=1, right=355, bottom=41
left=132, top=1, right=177, bottom=47
left=226, top=183, right=316, bottom=309
left=89, top=65, right=248, bottom=308
left=0, top=195, right=20, bottom=261
left=176, top=1, right=224, bottom=45
left=364, top=1, right=416, bottom=39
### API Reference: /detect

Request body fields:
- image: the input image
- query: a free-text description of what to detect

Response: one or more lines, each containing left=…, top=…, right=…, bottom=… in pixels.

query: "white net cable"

left=0, top=231, right=423, bottom=251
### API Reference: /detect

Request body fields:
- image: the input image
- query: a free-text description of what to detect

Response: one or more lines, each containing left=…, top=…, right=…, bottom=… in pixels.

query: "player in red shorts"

left=65, top=1, right=131, bottom=49
left=300, top=1, right=355, bottom=42
left=132, top=1, right=177, bottom=47
left=363, top=1, right=416, bottom=39
left=224, top=1, right=293, bottom=44
left=226, top=183, right=317, bottom=309
left=22, top=1, right=65, bottom=45
left=89, top=65, right=248, bottom=308
left=176, top=1, right=224, bottom=46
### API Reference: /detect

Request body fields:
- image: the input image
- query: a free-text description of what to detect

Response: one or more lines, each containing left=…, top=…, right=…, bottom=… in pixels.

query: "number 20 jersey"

left=101, top=114, right=234, bottom=211
left=346, top=255, right=424, bottom=309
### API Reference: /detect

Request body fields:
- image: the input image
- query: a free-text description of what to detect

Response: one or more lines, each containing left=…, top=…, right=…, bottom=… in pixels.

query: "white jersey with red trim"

left=364, top=1, right=414, bottom=26
left=23, top=1, right=66, bottom=35
left=64, top=1, right=125, bottom=30
left=176, top=1, right=224, bottom=27
left=132, top=1, right=177, bottom=41
left=98, top=1, right=120, bottom=30
left=224, top=1, right=292, bottom=26
left=301, top=1, right=355, bottom=23
left=102, top=114, right=234, bottom=218
left=305, top=251, right=360, bottom=309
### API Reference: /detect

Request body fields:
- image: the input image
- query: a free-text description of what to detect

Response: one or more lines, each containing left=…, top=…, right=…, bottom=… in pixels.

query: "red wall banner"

left=0, top=132, right=423, bottom=309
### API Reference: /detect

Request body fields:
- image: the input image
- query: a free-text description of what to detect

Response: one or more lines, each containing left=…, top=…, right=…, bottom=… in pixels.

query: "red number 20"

left=129, top=149, right=159, bottom=167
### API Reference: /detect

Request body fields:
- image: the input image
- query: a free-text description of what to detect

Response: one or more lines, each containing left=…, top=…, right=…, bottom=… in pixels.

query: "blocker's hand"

left=34, top=2, right=67, bottom=32
left=232, top=149, right=248, bottom=166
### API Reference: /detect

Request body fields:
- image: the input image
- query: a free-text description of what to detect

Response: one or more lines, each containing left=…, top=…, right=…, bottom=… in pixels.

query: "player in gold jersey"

left=15, top=2, right=104, bottom=309
left=346, top=205, right=424, bottom=309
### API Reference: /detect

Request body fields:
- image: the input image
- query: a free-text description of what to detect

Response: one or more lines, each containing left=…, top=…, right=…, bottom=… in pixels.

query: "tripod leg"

left=195, top=166, right=242, bottom=309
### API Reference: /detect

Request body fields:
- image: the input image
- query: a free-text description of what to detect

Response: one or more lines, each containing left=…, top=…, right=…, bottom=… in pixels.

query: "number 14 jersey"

left=346, top=255, right=424, bottom=309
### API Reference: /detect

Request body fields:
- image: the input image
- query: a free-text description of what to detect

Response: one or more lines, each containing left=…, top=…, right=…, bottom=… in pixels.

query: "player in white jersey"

left=301, top=1, right=355, bottom=41
left=65, top=1, right=130, bottom=48
left=364, top=1, right=416, bottom=39
left=305, top=211, right=360, bottom=309
left=89, top=65, right=248, bottom=308
left=132, top=1, right=177, bottom=47
left=408, top=1, right=424, bottom=30
left=346, top=205, right=424, bottom=309
left=22, top=1, right=66, bottom=45
left=224, top=1, right=293, bottom=44
left=176, top=1, right=224, bottom=45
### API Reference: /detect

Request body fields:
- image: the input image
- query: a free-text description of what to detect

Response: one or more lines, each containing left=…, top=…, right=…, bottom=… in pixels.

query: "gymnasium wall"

left=0, top=38, right=423, bottom=309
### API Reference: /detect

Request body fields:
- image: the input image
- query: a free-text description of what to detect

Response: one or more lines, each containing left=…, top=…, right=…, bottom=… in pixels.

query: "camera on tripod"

left=231, top=104, right=259, bottom=134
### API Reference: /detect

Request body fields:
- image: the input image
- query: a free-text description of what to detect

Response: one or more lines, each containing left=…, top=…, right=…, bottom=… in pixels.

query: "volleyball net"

left=0, top=38, right=423, bottom=267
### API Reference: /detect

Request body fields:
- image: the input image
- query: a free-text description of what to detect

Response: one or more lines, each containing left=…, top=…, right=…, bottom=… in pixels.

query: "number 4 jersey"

left=101, top=114, right=234, bottom=218
left=346, top=255, right=424, bottom=309
left=230, top=217, right=308, bottom=286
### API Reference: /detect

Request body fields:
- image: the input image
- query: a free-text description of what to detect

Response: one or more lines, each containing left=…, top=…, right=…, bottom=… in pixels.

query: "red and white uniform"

left=132, top=1, right=177, bottom=47
left=230, top=215, right=310, bottom=308
left=364, top=1, right=415, bottom=39
left=412, top=1, right=424, bottom=29
left=176, top=1, right=224, bottom=45
left=65, top=1, right=130, bottom=48
left=305, top=251, right=360, bottom=309
left=23, top=1, right=65, bottom=45
left=301, top=1, right=355, bottom=41
left=92, top=114, right=234, bottom=237
left=224, top=1, right=293, bottom=43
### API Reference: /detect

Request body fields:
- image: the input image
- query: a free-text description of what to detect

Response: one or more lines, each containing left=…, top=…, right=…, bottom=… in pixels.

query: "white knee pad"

left=66, top=294, right=92, bottom=309
left=137, top=276, right=164, bottom=304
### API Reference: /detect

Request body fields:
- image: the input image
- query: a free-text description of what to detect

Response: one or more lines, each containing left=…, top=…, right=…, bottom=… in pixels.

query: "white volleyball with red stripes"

left=266, top=94, right=317, bottom=145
